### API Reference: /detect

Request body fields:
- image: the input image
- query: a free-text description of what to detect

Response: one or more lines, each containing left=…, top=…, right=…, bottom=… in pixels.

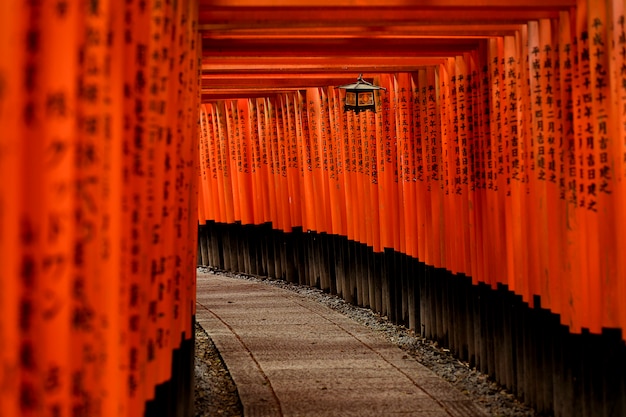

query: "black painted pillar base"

left=198, top=222, right=626, bottom=417
left=144, top=316, right=195, bottom=417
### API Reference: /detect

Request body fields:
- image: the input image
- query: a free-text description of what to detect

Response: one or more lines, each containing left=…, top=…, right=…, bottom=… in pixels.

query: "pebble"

left=194, top=322, right=243, bottom=417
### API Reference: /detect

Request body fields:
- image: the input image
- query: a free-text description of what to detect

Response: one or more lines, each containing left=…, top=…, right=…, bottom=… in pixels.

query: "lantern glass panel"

left=358, top=92, right=374, bottom=106
left=346, top=92, right=357, bottom=106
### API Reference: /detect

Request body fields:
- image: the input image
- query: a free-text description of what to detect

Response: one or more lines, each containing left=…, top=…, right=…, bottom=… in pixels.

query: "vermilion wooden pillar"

left=0, top=0, right=200, bottom=416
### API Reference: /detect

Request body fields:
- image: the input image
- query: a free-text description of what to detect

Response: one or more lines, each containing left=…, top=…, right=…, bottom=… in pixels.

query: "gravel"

left=195, top=266, right=542, bottom=417
left=194, top=322, right=243, bottom=417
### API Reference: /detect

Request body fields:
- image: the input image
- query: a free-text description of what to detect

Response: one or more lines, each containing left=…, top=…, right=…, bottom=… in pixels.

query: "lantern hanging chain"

left=356, top=73, right=385, bottom=89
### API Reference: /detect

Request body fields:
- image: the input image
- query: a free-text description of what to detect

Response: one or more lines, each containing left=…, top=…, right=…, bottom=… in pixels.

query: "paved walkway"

left=196, top=272, right=488, bottom=417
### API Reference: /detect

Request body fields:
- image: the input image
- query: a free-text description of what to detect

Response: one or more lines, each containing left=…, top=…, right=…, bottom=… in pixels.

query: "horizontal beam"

left=202, top=88, right=305, bottom=101
left=201, top=57, right=448, bottom=73
left=202, top=38, right=482, bottom=58
left=201, top=74, right=365, bottom=89
left=201, top=24, right=525, bottom=39
left=200, top=0, right=574, bottom=6
left=199, top=6, right=570, bottom=28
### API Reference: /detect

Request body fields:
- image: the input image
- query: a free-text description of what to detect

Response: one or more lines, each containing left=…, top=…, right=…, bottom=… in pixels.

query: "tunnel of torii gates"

left=2, top=0, right=626, bottom=416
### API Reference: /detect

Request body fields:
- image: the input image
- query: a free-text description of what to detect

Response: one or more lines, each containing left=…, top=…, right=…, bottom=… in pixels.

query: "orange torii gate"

left=2, top=0, right=626, bottom=416
left=1, top=0, right=200, bottom=416
left=197, top=1, right=626, bottom=416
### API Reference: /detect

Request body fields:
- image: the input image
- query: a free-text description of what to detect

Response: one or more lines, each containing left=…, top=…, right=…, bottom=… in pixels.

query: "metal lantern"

left=337, top=74, right=386, bottom=113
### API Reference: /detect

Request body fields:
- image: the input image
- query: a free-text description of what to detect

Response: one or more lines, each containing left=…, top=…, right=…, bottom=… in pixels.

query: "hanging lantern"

left=337, top=74, right=386, bottom=113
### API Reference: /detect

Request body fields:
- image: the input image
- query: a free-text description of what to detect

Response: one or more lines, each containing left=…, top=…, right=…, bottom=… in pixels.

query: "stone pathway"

left=196, top=272, right=488, bottom=417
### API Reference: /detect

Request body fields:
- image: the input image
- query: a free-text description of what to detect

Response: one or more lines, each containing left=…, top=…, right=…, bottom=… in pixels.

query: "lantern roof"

left=337, top=74, right=386, bottom=91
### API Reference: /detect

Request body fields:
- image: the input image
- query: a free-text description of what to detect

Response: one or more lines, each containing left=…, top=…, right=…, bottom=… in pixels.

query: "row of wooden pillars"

left=198, top=221, right=626, bottom=417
